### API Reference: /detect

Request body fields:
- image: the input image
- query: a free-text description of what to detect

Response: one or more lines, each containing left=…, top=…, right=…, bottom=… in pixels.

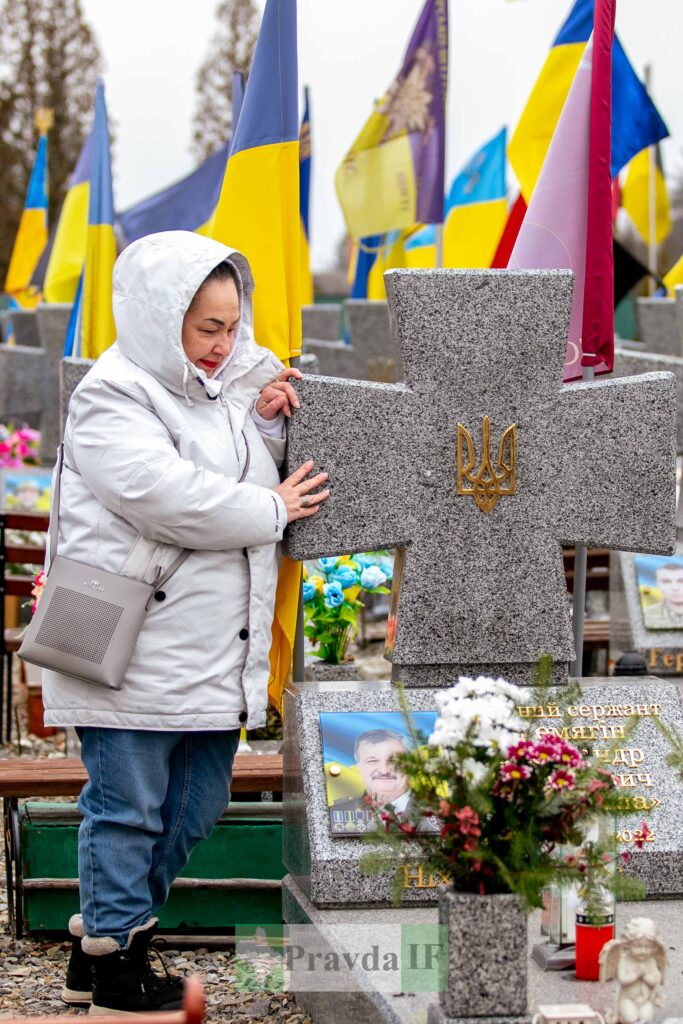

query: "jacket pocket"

left=120, top=534, right=184, bottom=584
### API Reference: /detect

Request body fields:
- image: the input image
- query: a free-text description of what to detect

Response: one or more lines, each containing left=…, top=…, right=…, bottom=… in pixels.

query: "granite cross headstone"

left=636, top=297, right=682, bottom=357
left=286, top=270, right=676, bottom=687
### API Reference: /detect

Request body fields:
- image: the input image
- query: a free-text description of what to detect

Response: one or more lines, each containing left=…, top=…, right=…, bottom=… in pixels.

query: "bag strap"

left=51, top=443, right=192, bottom=592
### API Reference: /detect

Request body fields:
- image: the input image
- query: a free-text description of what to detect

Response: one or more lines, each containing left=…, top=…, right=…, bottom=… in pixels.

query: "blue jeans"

left=77, top=728, right=241, bottom=946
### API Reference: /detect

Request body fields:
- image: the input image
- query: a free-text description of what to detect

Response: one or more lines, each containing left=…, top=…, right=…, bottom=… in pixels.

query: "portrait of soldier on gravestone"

left=636, top=555, right=683, bottom=630
left=320, top=712, right=440, bottom=836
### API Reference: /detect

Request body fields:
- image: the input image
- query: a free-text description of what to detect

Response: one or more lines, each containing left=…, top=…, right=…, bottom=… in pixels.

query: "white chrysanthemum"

left=429, top=676, right=526, bottom=753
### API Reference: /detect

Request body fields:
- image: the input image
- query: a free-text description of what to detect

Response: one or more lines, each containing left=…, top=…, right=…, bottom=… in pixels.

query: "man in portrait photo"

left=643, top=560, right=683, bottom=629
left=329, top=727, right=439, bottom=834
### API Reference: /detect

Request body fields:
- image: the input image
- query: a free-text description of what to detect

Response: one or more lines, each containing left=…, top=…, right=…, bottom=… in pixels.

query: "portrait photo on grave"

left=635, top=554, right=683, bottom=630
left=320, top=711, right=441, bottom=836
left=0, top=467, right=52, bottom=511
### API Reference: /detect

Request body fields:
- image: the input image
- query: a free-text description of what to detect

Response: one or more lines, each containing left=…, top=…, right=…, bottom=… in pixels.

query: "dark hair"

left=188, top=260, right=239, bottom=311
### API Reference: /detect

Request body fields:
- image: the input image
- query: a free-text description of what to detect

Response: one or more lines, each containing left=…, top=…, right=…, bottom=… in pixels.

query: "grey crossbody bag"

left=19, top=446, right=191, bottom=689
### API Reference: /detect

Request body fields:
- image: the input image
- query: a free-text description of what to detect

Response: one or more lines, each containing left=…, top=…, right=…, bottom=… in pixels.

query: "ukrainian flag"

left=119, top=144, right=229, bottom=244
left=211, top=0, right=301, bottom=711
left=65, top=80, right=117, bottom=359
left=44, top=133, right=92, bottom=303
left=404, top=128, right=508, bottom=270
left=622, top=146, right=671, bottom=247
left=299, top=87, right=313, bottom=305
left=508, top=0, right=668, bottom=203
left=5, top=131, right=49, bottom=307
left=351, top=233, right=408, bottom=301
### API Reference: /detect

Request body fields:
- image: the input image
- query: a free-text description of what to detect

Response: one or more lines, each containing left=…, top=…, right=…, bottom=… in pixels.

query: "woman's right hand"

left=276, top=461, right=330, bottom=522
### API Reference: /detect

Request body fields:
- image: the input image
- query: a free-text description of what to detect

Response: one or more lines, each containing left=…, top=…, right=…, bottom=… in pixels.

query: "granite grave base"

left=282, top=876, right=682, bottom=1024
left=284, top=679, right=683, bottom=909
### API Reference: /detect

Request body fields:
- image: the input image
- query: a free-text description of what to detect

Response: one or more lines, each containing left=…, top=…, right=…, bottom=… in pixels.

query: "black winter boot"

left=84, top=918, right=185, bottom=1015
left=61, top=914, right=93, bottom=1005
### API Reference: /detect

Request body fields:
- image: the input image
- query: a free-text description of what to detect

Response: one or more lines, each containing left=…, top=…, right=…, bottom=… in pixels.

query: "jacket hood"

left=112, top=230, right=282, bottom=403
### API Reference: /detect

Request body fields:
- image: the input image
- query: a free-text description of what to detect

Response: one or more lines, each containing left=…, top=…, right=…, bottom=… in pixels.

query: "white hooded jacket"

left=42, top=231, right=288, bottom=731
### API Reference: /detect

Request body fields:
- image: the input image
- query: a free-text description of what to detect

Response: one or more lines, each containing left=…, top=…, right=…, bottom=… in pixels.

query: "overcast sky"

left=80, top=0, right=683, bottom=271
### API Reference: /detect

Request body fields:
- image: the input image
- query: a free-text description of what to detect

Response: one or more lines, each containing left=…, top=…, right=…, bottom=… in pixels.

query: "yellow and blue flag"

left=299, top=86, right=313, bottom=305
left=622, top=146, right=671, bottom=247
left=44, top=133, right=92, bottom=304
left=119, top=144, right=229, bottom=244
left=350, top=232, right=409, bottom=301
left=404, top=128, right=508, bottom=269
left=335, top=0, right=448, bottom=240
left=508, top=0, right=668, bottom=202
left=231, top=71, right=246, bottom=146
left=211, top=0, right=301, bottom=711
left=5, top=129, right=49, bottom=308
left=65, top=80, right=116, bottom=359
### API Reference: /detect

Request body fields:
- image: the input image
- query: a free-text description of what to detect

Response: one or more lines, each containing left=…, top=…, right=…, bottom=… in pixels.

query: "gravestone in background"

left=0, top=346, right=43, bottom=431
left=0, top=308, right=41, bottom=347
left=302, top=304, right=342, bottom=342
left=0, top=304, right=72, bottom=465
left=612, top=347, right=683, bottom=455
left=36, top=304, right=72, bottom=463
left=636, top=297, right=682, bottom=357
left=60, top=358, right=95, bottom=433
left=303, top=299, right=402, bottom=382
left=677, top=285, right=683, bottom=341
left=611, top=543, right=683, bottom=678
left=287, top=271, right=676, bottom=687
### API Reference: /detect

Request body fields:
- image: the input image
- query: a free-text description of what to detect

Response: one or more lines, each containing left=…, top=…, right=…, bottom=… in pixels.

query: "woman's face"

left=181, top=277, right=240, bottom=377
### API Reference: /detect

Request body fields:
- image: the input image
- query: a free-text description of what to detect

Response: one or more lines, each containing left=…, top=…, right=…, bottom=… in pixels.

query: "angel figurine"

left=599, top=917, right=667, bottom=1023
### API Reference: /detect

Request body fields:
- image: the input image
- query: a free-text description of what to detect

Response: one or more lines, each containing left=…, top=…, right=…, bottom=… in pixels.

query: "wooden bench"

left=0, top=973, right=204, bottom=1024
left=1, top=754, right=284, bottom=937
left=1, top=510, right=49, bottom=742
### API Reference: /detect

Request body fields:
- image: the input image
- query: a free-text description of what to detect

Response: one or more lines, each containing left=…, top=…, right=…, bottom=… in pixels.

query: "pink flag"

left=509, top=36, right=595, bottom=382
left=582, top=0, right=616, bottom=373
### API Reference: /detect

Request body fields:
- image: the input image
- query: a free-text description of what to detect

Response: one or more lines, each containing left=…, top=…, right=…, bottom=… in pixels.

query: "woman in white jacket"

left=43, top=231, right=328, bottom=1014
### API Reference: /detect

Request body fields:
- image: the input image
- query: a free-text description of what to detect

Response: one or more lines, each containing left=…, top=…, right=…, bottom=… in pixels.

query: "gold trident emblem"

left=456, top=417, right=517, bottom=514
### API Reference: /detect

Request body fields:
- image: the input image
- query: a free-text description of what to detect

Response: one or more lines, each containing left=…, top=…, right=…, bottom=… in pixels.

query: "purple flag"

left=335, top=0, right=448, bottom=240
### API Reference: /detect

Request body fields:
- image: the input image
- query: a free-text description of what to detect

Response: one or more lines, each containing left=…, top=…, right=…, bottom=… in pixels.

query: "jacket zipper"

left=216, top=390, right=251, bottom=483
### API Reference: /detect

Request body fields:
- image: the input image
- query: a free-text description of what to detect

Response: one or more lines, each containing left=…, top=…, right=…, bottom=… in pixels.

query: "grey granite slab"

left=0, top=308, right=41, bottom=347
left=284, top=678, right=683, bottom=908
left=60, top=357, right=95, bottom=436
left=36, top=304, right=72, bottom=463
left=286, top=270, right=676, bottom=683
left=303, top=299, right=402, bottom=382
left=0, top=344, right=44, bottom=430
left=302, top=304, right=342, bottom=342
left=282, top=876, right=681, bottom=1024
left=637, top=298, right=682, bottom=357
left=0, top=304, right=74, bottom=465
left=612, top=347, right=683, bottom=454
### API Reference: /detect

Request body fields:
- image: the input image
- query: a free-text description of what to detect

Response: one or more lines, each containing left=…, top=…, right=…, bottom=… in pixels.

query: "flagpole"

left=644, top=65, right=657, bottom=295
left=435, top=223, right=444, bottom=269
left=570, top=364, right=594, bottom=678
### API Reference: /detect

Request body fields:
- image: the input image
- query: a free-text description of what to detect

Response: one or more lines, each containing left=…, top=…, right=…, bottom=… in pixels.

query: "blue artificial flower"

left=360, top=565, right=388, bottom=590
left=378, top=556, right=394, bottom=579
left=318, top=556, right=340, bottom=573
left=323, top=582, right=345, bottom=609
left=331, top=564, right=360, bottom=589
left=354, top=553, right=377, bottom=569
left=302, top=580, right=316, bottom=603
